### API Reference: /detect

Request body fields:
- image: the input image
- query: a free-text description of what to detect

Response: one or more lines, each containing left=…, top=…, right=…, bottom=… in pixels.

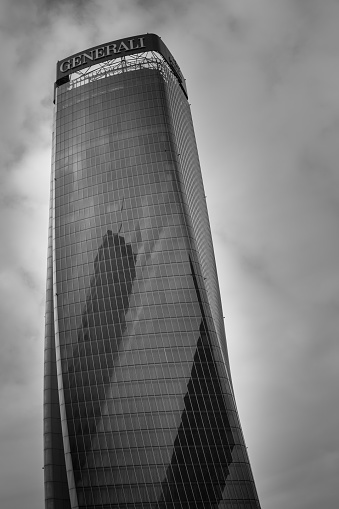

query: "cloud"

left=0, top=1, right=339, bottom=508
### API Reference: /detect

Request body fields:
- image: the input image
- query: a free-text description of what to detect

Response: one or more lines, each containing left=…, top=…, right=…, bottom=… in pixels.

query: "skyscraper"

left=44, top=33, right=260, bottom=509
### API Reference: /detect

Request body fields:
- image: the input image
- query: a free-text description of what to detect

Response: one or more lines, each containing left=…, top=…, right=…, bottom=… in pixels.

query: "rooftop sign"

left=56, top=33, right=187, bottom=96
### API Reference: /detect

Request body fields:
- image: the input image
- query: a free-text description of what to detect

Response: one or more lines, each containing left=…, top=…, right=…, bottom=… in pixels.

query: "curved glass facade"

left=44, top=43, right=260, bottom=509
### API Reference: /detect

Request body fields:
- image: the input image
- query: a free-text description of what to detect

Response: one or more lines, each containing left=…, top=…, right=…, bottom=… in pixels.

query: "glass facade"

left=44, top=41, right=260, bottom=509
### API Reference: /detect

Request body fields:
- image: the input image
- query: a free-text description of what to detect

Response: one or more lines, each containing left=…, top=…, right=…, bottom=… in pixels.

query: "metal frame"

left=66, top=51, right=176, bottom=91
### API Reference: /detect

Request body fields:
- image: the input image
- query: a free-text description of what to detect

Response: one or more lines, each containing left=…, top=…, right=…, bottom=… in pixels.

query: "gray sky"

left=0, top=0, right=338, bottom=507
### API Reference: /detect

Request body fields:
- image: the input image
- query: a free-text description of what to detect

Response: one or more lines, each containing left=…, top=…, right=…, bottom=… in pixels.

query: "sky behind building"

left=0, top=1, right=338, bottom=508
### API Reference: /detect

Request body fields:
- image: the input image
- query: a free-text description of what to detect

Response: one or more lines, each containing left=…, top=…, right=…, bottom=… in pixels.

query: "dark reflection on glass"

left=63, top=230, right=136, bottom=480
left=159, top=257, right=235, bottom=507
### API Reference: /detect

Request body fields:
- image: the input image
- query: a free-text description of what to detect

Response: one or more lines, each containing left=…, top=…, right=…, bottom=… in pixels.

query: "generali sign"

left=56, top=33, right=187, bottom=97
left=59, top=37, right=146, bottom=73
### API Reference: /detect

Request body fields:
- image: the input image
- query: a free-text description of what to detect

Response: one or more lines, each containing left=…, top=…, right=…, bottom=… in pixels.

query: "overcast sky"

left=0, top=0, right=339, bottom=508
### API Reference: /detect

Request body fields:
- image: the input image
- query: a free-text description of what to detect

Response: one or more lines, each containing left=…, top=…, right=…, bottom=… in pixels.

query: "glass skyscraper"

left=44, top=34, right=260, bottom=509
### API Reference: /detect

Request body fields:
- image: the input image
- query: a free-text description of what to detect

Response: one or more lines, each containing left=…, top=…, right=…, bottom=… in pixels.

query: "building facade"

left=44, top=34, right=260, bottom=509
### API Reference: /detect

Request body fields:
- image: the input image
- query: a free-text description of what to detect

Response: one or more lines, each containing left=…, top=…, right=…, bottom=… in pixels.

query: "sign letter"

left=128, top=39, right=138, bottom=50
left=117, top=41, right=129, bottom=53
left=60, top=60, right=71, bottom=73
left=71, top=55, right=82, bottom=68
left=82, top=52, right=94, bottom=64
left=106, top=44, right=117, bottom=56
left=95, top=47, right=105, bottom=59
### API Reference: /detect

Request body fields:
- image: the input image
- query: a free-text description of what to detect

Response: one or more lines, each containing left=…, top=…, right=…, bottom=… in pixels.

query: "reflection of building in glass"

left=44, top=34, right=261, bottom=509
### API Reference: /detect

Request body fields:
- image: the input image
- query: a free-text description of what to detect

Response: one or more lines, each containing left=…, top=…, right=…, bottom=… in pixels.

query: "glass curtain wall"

left=44, top=59, right=260, bottom=509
